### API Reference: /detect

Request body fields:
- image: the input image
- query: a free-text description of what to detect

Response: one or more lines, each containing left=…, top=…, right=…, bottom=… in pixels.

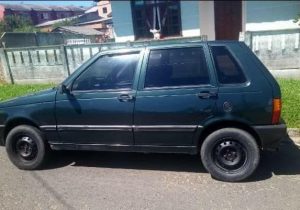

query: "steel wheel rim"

left=15, top=136, right=38, bottom=161
left=213, top=138, right=247, bottom=172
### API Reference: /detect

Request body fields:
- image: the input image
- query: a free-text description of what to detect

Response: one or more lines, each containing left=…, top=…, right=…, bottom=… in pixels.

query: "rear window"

left=145, top=47, right=210, bottom=88
left=211, top=46, right=247, bottom=84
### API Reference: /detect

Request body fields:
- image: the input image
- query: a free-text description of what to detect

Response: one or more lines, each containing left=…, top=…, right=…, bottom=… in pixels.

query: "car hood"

left=0, top=88, right=57, bottom=108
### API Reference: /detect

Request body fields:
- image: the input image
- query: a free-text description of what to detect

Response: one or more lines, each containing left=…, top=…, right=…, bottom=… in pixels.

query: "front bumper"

left=0, top=125, right=4, bottom=146
left=253, top=124, right=287, bottom=150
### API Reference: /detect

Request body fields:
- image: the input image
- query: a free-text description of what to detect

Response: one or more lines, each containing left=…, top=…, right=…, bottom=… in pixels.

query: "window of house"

left=72, top=52, right=140, bottom=91
left=40, top=13, right=49, bottom=20
left=144, top=47, right=210, bottom=88
left=211, top=46, right=247, bottom=84
left=102, top=7, right=108, bottom=14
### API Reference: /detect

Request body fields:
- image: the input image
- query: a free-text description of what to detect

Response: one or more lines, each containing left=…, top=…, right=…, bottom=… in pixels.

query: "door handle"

left=118, top=94, right=135, bottom=102
left=198, top=91, right=218, bottom=99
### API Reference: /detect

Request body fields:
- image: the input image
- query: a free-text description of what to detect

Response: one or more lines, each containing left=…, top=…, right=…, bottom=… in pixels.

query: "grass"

left=0, top=79, right=299, bottom=128
left=0, top=84, right=54, bottom=101
left=277, top=79, right=300, bottom=128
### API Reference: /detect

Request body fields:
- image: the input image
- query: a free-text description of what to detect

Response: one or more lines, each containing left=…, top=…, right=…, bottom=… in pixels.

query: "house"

left=110, top=0, right=300, bottom=74
left=75, top=1, right=113, bottom=40
left=97, top=0, right=112, bottom=19
left=35, top=16, right=80, bottom=32
left=0, top=3, right=85, bottom=25
left=52, top=26, right=104, bottom=44
left=37, top=2, right=114, bottom=40
left=75, top=12, right=113, bottom=40
left=111, top=1, right=300, bottom=42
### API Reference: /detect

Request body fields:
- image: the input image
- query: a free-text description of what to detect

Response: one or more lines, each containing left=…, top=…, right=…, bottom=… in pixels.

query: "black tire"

left=200, top=128, right=260, bottom=182
left=5, top=125, right=49, bottom=170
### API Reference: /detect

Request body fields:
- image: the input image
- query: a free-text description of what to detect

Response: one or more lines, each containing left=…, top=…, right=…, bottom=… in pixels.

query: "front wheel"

left=200, top=128, right=260, bottom=182
left=5, top=125, right=49, bottom=170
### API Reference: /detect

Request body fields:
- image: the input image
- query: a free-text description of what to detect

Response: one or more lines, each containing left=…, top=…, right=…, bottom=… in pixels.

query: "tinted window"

left=73, top=53, right=139, bottom=91
left=211, top=46, right=246, bottom=84
left=145, top=47, right=210, bottom=88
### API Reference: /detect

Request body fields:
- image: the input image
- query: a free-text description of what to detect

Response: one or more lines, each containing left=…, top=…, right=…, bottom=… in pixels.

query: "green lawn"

left=0, top=84, right=54, bottom=101
left=277, top=79, right=300, bottom=128
left=0, top=80, right=299, bottom=128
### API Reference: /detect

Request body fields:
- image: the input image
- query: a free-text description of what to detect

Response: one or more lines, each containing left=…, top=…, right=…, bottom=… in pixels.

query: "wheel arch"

left=196, top=120, right=262, bottom=151
left=3, top=117, right=41, bottom=144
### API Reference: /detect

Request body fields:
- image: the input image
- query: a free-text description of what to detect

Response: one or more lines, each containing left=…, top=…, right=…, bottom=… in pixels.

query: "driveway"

left=0, top=137, right=300, bottom=210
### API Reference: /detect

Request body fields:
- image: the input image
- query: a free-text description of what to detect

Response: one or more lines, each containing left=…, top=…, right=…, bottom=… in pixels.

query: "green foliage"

left=0, top=15, right=39, bottom=34
left=0, top=84, right=54, bottom=101
left=277, top=79, right=300, bottom=128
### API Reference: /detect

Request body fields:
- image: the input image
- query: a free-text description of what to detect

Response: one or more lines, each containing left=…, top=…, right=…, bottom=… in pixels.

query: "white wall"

left=110, top=1, right=135, bottom=42
left=245, top=1, right=300, bottom=31
left=180, top=1, right=200, bottom=37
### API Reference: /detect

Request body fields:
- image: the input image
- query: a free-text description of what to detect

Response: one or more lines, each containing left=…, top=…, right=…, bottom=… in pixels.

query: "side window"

left=72, top=52, right=140, bottom=91
left=145, top=47, right=210, bottom=88
left=211, top=46, right=246, bottom=84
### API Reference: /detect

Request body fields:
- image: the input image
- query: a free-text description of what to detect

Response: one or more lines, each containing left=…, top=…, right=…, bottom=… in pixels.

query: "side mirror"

left=60, top=84, right=71, bottom=94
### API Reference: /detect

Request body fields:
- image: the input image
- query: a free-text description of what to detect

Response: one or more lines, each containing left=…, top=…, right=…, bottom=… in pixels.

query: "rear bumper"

left=0, top=125, right=4, bottom=146
left=253, top=124, right=287, bottom=150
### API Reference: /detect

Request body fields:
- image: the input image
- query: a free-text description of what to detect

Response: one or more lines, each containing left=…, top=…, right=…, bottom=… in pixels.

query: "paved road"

left=1, top=137, right=300, bottom=210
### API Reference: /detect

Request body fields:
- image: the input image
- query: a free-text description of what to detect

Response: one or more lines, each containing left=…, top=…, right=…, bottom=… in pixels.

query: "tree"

left=0, top=15, right=39, bottom=34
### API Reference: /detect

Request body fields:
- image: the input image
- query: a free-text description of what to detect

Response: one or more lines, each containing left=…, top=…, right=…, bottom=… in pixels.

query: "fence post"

left=0, top=48, right=14, bottom=84
left=244, top=32, right=252, bottom=49
left=60, top=45, right=70, bottom=76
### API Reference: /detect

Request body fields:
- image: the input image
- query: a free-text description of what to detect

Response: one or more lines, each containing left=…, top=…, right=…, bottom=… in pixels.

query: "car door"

left=55, top=50, right=143, bottom=145
left=134, top=45, right=218, bottom=146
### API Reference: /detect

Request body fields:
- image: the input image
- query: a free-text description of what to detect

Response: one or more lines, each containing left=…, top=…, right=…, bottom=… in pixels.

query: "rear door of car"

left=133, top=44, right=218, bottom=146
left=208, top=43, right=273, bottom=125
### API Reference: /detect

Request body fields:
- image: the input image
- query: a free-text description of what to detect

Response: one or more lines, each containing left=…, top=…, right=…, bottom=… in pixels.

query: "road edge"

left=287, top=128, right=300, bottom=146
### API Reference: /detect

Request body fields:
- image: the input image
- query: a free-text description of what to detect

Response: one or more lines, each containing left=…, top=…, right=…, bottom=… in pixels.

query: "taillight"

left=272, top=98, right=281, bottom=124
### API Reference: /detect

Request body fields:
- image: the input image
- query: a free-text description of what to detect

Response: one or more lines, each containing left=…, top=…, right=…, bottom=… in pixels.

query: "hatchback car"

left=0, top=41, right=287, bottom=182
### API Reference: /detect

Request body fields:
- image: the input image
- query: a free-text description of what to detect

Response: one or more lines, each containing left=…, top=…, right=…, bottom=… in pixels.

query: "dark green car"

left=0, top=41, right=287, bottom=182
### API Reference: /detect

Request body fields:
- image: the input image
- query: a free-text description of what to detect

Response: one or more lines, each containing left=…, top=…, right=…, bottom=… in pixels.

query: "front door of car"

left=55, top=50, right=142, bottom=145
left=134, top=46, right=218, bottom=146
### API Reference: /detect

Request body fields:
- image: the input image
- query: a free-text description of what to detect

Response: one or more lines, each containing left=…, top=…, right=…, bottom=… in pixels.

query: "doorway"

left=214, top=1, right=242, bottom=40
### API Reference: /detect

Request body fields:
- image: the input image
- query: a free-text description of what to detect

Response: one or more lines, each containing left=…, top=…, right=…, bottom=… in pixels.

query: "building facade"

left=35, top=2, right=114, bottom=41
left=97, top=0, right=112, bottom=18
left=110, top=0, right=300, bottom=73
left=111, top=1, right=300, bottom=42
left=0, top=4, right=85, bottom=25
left=74, top=3, right=113, bottom=40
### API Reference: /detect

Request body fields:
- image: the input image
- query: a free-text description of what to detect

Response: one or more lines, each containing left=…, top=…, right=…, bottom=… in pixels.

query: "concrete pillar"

left=199, top=1, right=215, bottom=40
left=0, top=48, right=14, bottom=84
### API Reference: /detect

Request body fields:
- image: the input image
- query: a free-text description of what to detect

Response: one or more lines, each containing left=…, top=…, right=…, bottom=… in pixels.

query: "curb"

left=287, top=128, right=300, bottom=137
left=287, top=128, right=300, bottom=145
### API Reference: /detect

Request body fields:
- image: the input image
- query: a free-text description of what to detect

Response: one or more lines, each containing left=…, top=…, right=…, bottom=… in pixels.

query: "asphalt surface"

left=1, top=137, right=300, bottom=210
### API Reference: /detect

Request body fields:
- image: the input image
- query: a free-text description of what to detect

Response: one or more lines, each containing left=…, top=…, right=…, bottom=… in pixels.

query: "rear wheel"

left=5, top=125, right=49, bottom=170
left=201, top=128, right=260, bottom=182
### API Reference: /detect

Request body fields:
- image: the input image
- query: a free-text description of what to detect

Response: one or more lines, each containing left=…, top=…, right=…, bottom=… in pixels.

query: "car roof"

left=98, top=40, right=242, bottom=54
